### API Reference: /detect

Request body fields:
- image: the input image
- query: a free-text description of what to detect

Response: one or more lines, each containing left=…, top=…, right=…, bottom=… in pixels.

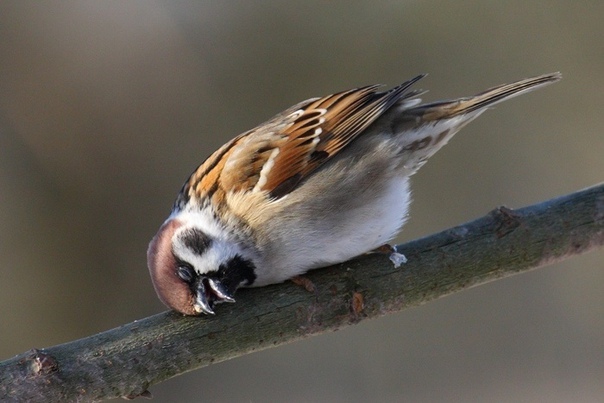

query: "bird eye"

left=176, top=265, right=195, bottom=283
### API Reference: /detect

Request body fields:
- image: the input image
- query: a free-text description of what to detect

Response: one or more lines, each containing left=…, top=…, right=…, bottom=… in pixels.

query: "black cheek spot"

left=182, top=228, right=213, bottom=256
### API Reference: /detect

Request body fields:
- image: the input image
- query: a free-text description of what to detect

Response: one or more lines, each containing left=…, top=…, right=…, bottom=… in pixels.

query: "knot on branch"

left=27, top=349, right=58, bottom=376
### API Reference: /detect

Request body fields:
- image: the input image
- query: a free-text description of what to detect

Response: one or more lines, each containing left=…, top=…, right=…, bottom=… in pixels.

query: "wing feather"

left=181, top=75, right=425, bottom=206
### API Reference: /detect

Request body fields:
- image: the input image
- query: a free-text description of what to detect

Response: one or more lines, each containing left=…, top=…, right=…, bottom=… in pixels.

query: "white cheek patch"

left=170, top=209, right=224, bottom=239
left=172, top=235, right=238, bottom=276
left=170, top=209, right=242, bottom=276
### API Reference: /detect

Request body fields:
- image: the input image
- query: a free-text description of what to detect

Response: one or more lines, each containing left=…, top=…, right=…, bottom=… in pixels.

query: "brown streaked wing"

left=260, top=75, right=425, bottom=198
left=184, top=74, right=425, bottom=203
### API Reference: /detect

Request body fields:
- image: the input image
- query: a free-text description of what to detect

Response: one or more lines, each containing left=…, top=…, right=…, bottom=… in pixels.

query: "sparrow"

left=148, top=72, right=561, bottom=315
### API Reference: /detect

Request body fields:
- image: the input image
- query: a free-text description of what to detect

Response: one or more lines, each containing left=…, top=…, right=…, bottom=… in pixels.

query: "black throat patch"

left=218, top=255, right=257, bottom=292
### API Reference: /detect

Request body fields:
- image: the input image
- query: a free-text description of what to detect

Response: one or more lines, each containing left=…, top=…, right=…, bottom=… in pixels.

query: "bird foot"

left=290, top=275, right=316, bottom=292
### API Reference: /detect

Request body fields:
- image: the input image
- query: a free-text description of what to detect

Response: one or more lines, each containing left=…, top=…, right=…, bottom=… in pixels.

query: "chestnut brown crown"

left=147, top=219, right=198, bottom=315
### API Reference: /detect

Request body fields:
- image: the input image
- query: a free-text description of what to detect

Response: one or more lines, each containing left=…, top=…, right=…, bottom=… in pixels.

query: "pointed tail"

left=415, top=72, right=561, bottom=121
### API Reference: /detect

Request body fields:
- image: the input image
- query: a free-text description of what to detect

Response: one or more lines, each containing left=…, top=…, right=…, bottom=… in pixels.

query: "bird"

left=147, top=72, right=561, bottom=315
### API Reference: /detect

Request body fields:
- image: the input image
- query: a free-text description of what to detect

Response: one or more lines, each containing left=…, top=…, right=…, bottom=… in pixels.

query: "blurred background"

left=1, top=1, right=603, bottom=402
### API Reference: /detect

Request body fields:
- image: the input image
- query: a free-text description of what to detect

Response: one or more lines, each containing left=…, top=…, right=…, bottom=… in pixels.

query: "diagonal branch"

left=1, top=183, right=603, bottom=402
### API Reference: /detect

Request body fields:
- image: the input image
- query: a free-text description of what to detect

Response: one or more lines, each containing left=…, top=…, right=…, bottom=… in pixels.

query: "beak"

left=207, top=278, right=236, bottom=303
left=194, top=282, right=215, bottom=315
left=193, top=277, right=236, bottom=315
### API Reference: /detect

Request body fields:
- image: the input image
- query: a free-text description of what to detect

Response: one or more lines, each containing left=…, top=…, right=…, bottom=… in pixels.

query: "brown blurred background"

left=1, top=1, right=603, bottom=402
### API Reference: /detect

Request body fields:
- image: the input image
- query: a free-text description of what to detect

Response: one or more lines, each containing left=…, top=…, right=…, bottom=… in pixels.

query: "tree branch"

left=2, top=183, right=603, bottom=402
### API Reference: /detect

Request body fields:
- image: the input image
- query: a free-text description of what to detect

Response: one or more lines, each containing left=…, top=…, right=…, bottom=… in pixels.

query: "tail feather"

left=414, top=72, right=561, bottom=121
left=389, top=72, right=561, bottom=174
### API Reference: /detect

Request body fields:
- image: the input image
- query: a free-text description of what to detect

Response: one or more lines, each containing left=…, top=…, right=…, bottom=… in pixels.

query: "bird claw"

left=291, top=275, right=316, bottom=292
